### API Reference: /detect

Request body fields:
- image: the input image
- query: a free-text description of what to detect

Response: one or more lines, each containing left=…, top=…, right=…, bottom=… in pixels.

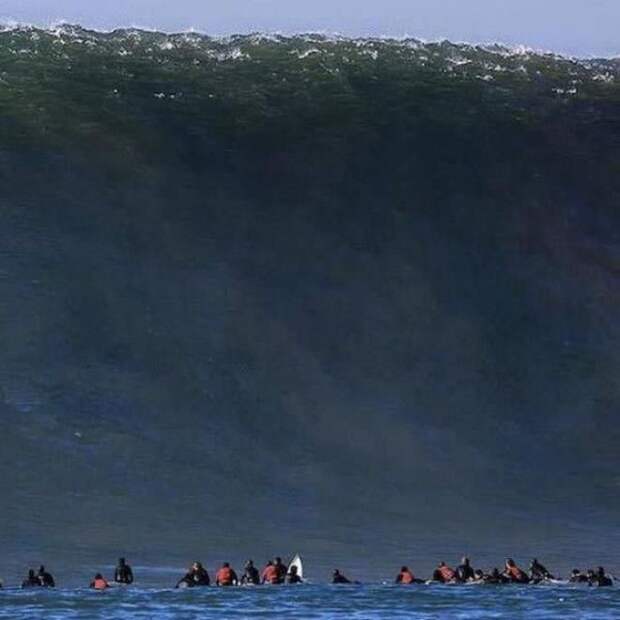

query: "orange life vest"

left=262, top=565, right=280, bottom=584
left=439, top=566, right=456, bottom=581
left=507, top=566, right=527, bottom=582
left=400, top=570, right=415, bottom=584
left=93, top=578, right=109, bottom=590
left=217, top=567, right=234, bottom=585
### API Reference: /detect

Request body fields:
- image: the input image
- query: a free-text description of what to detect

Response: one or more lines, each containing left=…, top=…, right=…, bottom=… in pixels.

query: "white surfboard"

left=287, top=554, right=303, bottom=581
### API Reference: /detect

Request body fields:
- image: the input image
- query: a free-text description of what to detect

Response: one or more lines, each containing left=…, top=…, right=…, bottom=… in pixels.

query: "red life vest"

left=507, top=565, right=527, bottom=582
left=93, top=578, right=109, bottom=590
left=217, top=567, right=234, bottom=585
left=439, top=566, right=456, bottom=582
left=262, top=565, right=280, bottom=584
left=399, top=570, right=415, bottom=584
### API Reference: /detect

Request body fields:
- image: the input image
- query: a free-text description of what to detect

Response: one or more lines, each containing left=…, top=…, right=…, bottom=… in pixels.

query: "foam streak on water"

left=0, top=585, right=618, bottom=619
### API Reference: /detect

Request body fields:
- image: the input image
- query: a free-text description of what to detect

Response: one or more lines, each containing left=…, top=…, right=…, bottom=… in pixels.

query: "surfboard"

left=287, top=554, right=303, bottom=581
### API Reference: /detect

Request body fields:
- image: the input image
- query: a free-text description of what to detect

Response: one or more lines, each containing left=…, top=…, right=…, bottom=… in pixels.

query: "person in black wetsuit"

left=22, top=569, right=41, bottom=588
left=175, top=570, right=195, bottom=589
left=287, top=565, right=303, bottom=584
left=38, top=566, right=55, bottom=588
left=176, top=561, right=210, bottom=588
left=114, top=558, right=134, bottom=585
left=529, top=558, right=553, bottom=582
left=484, top=568, right=509, bottom=584
left=241, top=560, right=260, bottom=585
left=592, top=567, right=613, bottom=587
left=473, top=569, right=485, bottom=582
left=192, top=562, right=210, bottom=586
left=332, top=569, right=352, bottom=584
left=456, top=557, right=475, bottom=582
left=569, top=569, right=589, bottom=583
left=273, top=557, right=287, bottom=584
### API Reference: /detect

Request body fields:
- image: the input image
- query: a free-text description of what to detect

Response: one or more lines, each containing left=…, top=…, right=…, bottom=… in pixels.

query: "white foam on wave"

left=1, top=21, right=618, bottom=73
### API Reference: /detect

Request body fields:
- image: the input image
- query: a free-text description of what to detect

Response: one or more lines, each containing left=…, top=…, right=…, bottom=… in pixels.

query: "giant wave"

left=0, top=26, right=619, bottom=581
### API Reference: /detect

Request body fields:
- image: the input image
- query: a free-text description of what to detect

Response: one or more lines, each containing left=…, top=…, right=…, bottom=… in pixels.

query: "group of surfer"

left=5, top=556, right=615, bottom=589
left=17, top=559, right=132, bottom=590
left=175, top=557, right=303, bottom=588
left=19, top=566, right=55, bottom=589
left=88, top=558, right=134, bottom=590
left=385, top=557, right=614, bottom=587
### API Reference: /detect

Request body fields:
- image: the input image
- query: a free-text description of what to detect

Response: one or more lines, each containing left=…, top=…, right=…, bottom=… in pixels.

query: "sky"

left=1, top=0, right=619, bottom=57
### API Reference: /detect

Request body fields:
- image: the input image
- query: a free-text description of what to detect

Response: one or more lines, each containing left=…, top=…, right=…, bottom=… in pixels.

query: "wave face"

left=1, top=26, right=619, bottom=579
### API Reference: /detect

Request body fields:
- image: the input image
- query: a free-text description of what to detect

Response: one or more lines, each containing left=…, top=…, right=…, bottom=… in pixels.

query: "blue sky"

left=2, top=0, right=619, bottom=57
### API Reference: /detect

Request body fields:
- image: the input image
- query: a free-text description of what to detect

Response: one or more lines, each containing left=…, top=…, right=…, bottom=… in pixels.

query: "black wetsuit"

left=274, top=563, right=287, bottom=585
left=193, top=568, right=210, bottom=586
left=456, top=564, right=475, bottom=582
left=176, top=568, right=210, bottom=588
left=242, top=567, right=260, bottom=585
left=38, top=570, right=55, bottom=588
left=569, top=573, right=589, bottom=583
left=287, top=573, right=303, bottom=584
left=176, top=573, right=195, bottom=588
left=484, top=570, right=509, bottom=584
left=332, top=573, right=351, bottom=584
left=114, top=564, right=134, bottom=584
left=22, top=574, right=41, bottom=588
left=530, top=561, right=553, bottom=582
left=595, top=574, right=613, bottom=587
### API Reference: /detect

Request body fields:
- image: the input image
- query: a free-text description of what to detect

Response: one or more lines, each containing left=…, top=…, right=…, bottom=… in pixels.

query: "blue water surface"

left=0, top=584, right=618, bottom=619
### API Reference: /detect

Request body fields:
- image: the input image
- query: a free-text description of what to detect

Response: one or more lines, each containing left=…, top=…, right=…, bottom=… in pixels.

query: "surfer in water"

left=287, top=565, right=303, bottom=584
left=332, top=569, right=352, bottom=584
left=473, top=569, right=485, bottom=582
left=456, top=557, right=475, bottom=582
left=483, top=568, right=509, bottom=584
left=215, top=562, right=239, bottom=586
left=21, top=569, right=41, bottom=588
left=274, top=557, right=287, bottom=584
left=592, top=567, right=613, bottom=587
left=90, top=573, right=110, bottom=590
left=114, top=558, right=134, bottom=585
left=502, top=559, right=529, bottom=583
left=395, top=566, right=418, bottom=584
left=38, top=566, right=55, bottom=587
left=529, top=558, right=553, bottom=582
left=569, top=569, right=589, bottom=583
left=432, top=562, right=457, bottom=583
left=176, top=562, right=210, bottom=588
left=241, top=560, right=260, bottom=585
left=262, top=561, right=280, bottom=585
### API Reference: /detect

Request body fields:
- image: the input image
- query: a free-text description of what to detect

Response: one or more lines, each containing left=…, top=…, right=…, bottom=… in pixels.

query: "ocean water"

left=0, top=584, right=617, bottom=619
left=1, top=26, right=620, bottom=600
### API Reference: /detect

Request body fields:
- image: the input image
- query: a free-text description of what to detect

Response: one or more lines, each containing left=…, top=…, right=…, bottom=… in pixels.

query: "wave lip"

left=0, top=22, right=618, bottom=90
left=0, top=21, right=618, bottom=62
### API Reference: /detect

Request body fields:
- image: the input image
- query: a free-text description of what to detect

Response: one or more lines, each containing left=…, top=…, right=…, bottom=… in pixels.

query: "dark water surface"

left=1, top=584, right=618, bottom=619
